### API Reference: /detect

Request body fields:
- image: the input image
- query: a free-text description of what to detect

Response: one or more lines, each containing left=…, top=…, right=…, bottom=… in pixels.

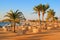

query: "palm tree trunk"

left=10, top=22, right=12, bottom=31
left=14, top=22, right=16, bottom=32
left=42, top=12, right=44, bottom=21
left=38, top=11, right=41, bottom=24
left=38, top=11, right=41, bottom=32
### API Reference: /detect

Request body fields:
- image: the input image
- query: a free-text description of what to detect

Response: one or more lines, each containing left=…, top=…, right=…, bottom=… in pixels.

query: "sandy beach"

left=0, top=29, right=60, bottom=40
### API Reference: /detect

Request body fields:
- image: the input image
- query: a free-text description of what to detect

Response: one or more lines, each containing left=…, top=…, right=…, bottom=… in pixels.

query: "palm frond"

left=4, top=10, right=26, bottom=23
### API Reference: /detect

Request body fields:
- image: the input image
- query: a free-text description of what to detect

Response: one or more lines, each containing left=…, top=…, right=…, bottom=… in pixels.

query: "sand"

left=0, top=29, right=60, bottom=40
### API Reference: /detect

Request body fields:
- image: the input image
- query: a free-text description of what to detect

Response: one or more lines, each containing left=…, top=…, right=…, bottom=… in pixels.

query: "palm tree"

left=46, top=9, right=55, bottom=21
left=33, top=4, right=42, bottom=24
left=5, top=10, right=25, bottom=32
left=41, top=4, right=49, bottom=21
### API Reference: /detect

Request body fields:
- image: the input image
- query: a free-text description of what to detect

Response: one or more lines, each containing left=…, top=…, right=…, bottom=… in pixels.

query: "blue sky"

left=0, top=0, right=60, bottom=20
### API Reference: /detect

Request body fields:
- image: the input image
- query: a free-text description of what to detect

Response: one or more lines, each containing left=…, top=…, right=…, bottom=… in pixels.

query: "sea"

left=0, top=22, right=10, bottom=27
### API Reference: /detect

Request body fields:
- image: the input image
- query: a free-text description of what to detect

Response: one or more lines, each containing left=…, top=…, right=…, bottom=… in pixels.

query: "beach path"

left=0, top=30, right=60, bottom=40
